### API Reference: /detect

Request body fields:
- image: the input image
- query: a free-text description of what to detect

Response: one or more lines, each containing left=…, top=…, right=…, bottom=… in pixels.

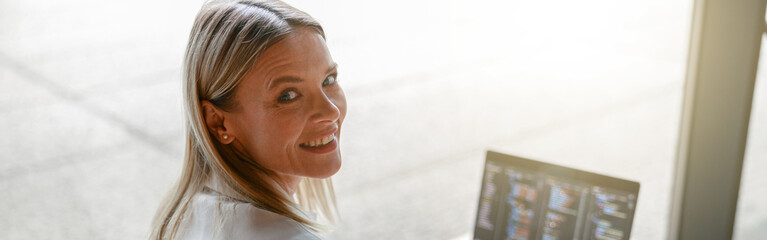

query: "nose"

left=310, top=91, right=341, bottom=125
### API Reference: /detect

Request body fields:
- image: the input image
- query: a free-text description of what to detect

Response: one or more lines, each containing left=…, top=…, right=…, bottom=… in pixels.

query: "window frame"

left=669, top=0, right=766, bottom=239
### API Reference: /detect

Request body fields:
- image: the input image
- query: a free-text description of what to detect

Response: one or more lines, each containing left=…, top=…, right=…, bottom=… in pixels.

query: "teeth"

left=303, top=134, right=334, bottom=147
left=321, top=135, right=333, bottom=144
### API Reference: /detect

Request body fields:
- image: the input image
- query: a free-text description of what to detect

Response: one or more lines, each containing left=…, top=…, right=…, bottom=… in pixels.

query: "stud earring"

left=223, top=134, right=229, bottom=140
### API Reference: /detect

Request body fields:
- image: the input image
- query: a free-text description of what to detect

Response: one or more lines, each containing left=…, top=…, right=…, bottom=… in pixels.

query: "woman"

left=150, top=0, right=346, bottom=239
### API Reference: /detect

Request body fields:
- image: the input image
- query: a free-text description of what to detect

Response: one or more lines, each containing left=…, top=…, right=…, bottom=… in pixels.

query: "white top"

left=178, top=175, right=325, bottom=240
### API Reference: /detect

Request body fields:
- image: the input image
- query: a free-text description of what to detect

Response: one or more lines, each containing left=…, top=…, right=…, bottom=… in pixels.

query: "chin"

left=307, top=155, right=342, bottom=179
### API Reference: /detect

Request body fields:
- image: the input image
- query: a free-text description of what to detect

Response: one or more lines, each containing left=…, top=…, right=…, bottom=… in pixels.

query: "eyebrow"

left=268, top=76, right=303, bottom=91
left=267, top=63, right=338, bottom=91
left=326, top=63, right=338, bottom=75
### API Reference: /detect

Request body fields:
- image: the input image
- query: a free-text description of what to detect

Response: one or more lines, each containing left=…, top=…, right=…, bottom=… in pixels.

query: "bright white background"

left=0, top=0, right=764, bottom=239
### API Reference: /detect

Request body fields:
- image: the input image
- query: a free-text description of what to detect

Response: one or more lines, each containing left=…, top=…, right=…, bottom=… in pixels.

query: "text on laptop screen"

left=474, top=151, right=640, bottom=240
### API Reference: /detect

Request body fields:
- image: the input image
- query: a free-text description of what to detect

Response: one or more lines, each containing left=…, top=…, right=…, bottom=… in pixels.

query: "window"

left=291, top=0, right=694, bottom=239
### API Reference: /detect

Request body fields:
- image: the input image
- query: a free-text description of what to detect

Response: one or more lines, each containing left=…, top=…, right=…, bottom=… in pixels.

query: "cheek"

left=234, top=112, right=268, bottom=151
left=243, top=112, right=301, bottom=169
left=235, top=109, right=295, bottom=155
left=259, top=109, right=305, bottom=145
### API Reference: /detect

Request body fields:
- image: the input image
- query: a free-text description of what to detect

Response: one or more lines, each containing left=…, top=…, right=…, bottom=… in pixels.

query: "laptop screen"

left=474, top=151, right=640, bottom=240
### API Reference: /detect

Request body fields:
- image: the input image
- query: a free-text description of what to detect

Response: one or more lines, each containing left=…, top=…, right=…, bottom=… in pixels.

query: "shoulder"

left=179, top=192, right=324, bottom=240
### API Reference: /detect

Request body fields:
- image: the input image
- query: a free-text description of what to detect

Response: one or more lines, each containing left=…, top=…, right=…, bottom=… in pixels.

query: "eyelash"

left=276, top=74, right=339, bottom=103
left=277, top=88, right=300, bottom=103
left=323, top=74, right=338, bottom=87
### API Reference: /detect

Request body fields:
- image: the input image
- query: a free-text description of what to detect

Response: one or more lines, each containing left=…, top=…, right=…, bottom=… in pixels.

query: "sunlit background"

left=0, top=0, right=765, bottom=239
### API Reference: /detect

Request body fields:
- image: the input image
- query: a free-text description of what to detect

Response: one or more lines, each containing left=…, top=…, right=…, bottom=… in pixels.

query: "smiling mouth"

left=299, top=134, right=335, bottom=148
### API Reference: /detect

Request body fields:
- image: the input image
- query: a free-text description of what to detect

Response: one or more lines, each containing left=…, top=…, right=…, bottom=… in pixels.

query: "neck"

left=273, top=173, right=302, bottom=196
left=206, top=170, right=302, bottom=202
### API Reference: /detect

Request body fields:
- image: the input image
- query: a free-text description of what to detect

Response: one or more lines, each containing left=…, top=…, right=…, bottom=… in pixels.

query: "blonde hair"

left=150, top=1, right=338, bottom=239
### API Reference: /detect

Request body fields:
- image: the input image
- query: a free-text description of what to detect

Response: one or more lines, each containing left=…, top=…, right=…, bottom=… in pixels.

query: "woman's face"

left=224, top=27, right=346, bottom=184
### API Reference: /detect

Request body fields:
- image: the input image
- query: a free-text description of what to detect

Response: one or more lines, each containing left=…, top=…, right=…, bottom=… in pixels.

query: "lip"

left=299, top=136, right=338, bottom=154
left=302, top=128, right=338, bottom=143
left=299, top=128, right=339, bottom=154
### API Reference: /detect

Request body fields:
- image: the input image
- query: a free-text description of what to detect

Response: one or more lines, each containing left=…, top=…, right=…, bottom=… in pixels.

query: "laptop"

left=473, top=151, right=640, bottom=240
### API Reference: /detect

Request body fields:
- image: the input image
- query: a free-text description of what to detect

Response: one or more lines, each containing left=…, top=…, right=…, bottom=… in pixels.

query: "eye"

left=322, top=75, right=338, bottom=87
left=278, top=89, right=299, bottom=102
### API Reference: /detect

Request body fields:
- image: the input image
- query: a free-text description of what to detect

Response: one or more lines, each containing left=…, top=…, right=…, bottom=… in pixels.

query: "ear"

left=201, top=100, right=235, bottom=144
